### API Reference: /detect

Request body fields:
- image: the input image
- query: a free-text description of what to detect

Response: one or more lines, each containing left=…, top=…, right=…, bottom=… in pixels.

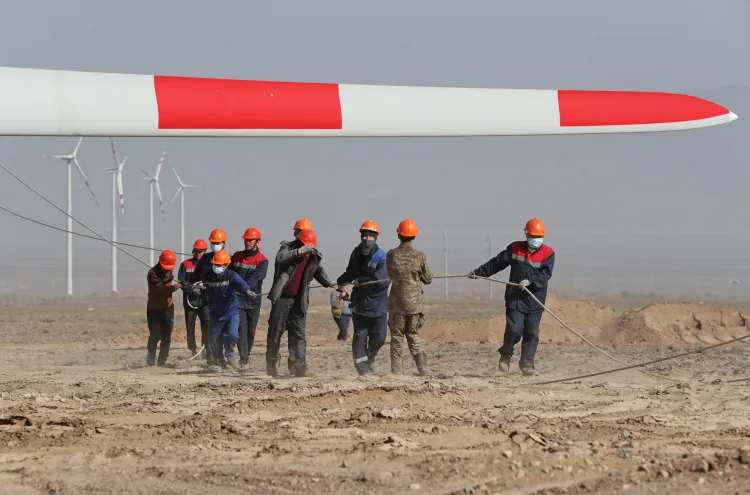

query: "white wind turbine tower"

left=141, top=151, right=166, bottom=266
left=43, top=137, right=99, bottom=296
left=171, top=165, right=201, bottom=262
left=105, top=138, right=126, bottom=292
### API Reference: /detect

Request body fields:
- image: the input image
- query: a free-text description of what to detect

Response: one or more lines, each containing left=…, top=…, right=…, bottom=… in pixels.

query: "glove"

left=352, top=279, right=360, bottom=287
left=518, top=279, right=530, bottom=289
left=467, top=271, right=477, bottom=279
left=298, top=244, right=314, bottom=255
left=246, top=290, right=257, bottom=298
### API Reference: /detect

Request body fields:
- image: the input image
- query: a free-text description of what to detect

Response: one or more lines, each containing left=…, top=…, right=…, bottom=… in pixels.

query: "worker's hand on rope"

left=246, top=290, right=257, bottom=298
left=518, top=279, right=530, bottom=290
left=298, top=244, right=314, bottom=255
left=467, top=271, right=477, bottom=279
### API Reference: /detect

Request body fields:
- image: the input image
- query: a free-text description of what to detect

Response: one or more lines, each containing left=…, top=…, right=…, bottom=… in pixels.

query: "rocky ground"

left=1, top=293, right=750, bottom=494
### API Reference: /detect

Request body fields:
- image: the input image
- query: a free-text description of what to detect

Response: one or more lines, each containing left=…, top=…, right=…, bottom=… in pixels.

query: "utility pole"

left=488, top=233, right=492, bottom=300
left=444, top=229, right=449, bottom=301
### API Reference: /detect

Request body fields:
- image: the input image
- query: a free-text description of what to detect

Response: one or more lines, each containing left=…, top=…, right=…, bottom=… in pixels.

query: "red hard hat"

left=397, top=219, right=419, bottom=238
left=211, top=250, right=231, bottom=265
left=298, top=229, right=317, bottom=248
left=242, top=228, right=261, bottom=240
left=293, top=218, right=313, bottom=231
left=359, top=220, right=380, bottom=235
left=524, top=218, right=545, bottom=237
left=193, top=239, right=208, bottom=250
left=159, top=250, right=177, bottom=271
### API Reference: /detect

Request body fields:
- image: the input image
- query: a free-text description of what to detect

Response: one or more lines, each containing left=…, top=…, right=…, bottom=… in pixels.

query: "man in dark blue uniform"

left=468, top=218, right=554, bottom=376
left=336, top=221, right=391, bottom=375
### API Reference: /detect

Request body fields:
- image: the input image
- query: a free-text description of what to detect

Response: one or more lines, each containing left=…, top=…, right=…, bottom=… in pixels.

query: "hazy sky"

left=0, top=1, right=748, bottom=297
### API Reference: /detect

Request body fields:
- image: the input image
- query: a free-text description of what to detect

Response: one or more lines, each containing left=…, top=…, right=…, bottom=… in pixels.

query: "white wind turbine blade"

left=109, top=138, right=120, bottom=168
left=154, top=151, right=165, bottom=179
left=155, top=180, right=165, bottom=218
left=171, top=186, right=183, bottom=204
left=72, top=157, right=99, bottom=205
left=117, top=157, right=126, bottom=214
left=172, top=168, right=185, bottom=187
left=71, top=136, right=83, bottom=157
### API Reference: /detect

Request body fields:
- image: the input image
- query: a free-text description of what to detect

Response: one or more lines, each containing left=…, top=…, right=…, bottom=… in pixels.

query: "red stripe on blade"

left=558, top=90, right=729, bottom=127
left=153, top=76, right=342, bottom=129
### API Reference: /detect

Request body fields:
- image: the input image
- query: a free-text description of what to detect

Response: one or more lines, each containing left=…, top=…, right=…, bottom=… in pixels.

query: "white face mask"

left=527, top=237, right=544, bottom=250
left=211, top=243, right=223, bottom=253
left=212, top=265, right=226, bottom=275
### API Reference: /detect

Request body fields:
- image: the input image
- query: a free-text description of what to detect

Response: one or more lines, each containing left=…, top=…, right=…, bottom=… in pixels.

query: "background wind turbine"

left=43, top=137, right=99, bottom=296
left=171, top=165, right=201, bottom=262
left=141, top=151, right=166, bottom=266
left=105, top=138, right=126, bottom=292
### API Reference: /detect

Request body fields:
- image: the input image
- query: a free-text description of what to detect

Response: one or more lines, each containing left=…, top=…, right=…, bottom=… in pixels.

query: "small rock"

left=689, top=459, right=709, bottom=473
left=378, top=472, right=393, bottom=483
left=7, top=440, right=18, bottom=448
left=739, top=445, right=750, bottom=464
left=342, top=460, right=349, bottom=468
left=338, top=398, right=344, bottom=404
left=698, top=477, right=706, bottom=484
left=502, top=450, right=513, bottom=458
left=95, top=427, right=105, bottom=434
left=542, top=467, right=550, bottom=474
left=638, top=465, right=649, bottom=473
left=516, top=469, right=526, bottom=479
left=530, top=460, right=542, bottom=468
left=409, top=483, right=421, bottom=490
left=659, top=470, right=669, bottom=479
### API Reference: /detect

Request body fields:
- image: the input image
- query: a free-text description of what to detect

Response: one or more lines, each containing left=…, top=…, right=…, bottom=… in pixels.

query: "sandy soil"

left=1, top=293, right=750, bottom=494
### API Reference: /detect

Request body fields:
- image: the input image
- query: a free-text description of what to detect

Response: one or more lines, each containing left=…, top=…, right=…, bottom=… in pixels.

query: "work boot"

left=225, top=354, right=238, bottom=368
left=520, top=364, right=539, bottom=377
left=367, top=356, right=377, bottom=374
left=498, top=356, right=511, bottom=372
left=414, top=352, right=429, bottom=376
left=239, top=360, right=250, bottom=371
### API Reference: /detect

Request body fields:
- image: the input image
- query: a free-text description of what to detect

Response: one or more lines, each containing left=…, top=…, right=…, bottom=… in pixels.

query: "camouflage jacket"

left=386, top=243, right=433, bottom=314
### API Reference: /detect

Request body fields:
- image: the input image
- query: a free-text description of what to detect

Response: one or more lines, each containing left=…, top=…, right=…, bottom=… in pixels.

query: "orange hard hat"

left=298, top=229, right=317, bottom=248
left=242, top=228, right=261, bottom=240
left=209, top=229, right=227, bottom=243
left=396, top=219, right=419, bottom=238
left=211, top=250, right=231, bottom=265
left=293, top=218, right=313, bottom=231
left=359, top=220, right=380, bottom=235
left=524, top=218, right=545, bottom=237
left=193, top=239, right=208, bottom=250
left=159, top=250, right=177, bottom=271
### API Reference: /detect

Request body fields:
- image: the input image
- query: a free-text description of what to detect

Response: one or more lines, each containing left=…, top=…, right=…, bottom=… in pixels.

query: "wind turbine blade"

left=72, top=157, right=99, bottom=206
left=172, top=168, right=185, bottom=187
left=171, top=187, right=182, bottom=204
left=140, top=168, right=153, bottom=179
left=72, top=136, right=83, bottom=156
left=109, top=137, right=120, bottom=168
left=155, top=181, right=165, bottom=217
left=116, top=171, right=124, bottom=215
left=154, top=151, right=165, bottom=178
left=184, top=184, right=201, bottom=188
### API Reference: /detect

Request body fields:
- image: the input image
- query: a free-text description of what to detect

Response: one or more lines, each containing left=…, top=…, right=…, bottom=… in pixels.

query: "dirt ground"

left=1, top=292, right=750, bottom=494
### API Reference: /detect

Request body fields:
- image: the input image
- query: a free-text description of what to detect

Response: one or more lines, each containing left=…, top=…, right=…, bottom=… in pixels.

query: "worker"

left=330, top=288, right=351, bottom=341
left=385, top=219, right=433, bottom=376
left=177, top=239, right=209, bottom=356
left=204, top=250, right=254, bottom=370
left=468, top=218, right=555, bottom=376
left=231, top=228, right=269, bottom=369
left=336, top=221, right=391, bottom=375
left=146, top=250, right=182, bottom=366
left=266, top=228, right=334, bottom=377
left=186, top=228, right=227, bottom=365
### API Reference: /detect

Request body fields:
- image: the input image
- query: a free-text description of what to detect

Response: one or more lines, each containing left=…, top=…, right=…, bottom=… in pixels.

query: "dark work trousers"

left=351, top=313, right=388, bottom=375
left=147, top=305, right=175, bottom=366
left=334, top=314, right=351, bottom=340
left=238, top=307, right=261, bottom=364
left=499, top=308, right=543, bottom=366
left=183, top=303, right=209, bottom=352
left=266, top=296, right=308, bottom=376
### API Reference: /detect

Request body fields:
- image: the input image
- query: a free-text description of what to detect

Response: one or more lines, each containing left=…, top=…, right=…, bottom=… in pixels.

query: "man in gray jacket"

left=265, top=228, right=334, bottom=377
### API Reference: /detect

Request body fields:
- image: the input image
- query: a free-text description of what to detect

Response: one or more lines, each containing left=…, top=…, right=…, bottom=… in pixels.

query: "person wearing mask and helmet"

left=177, top=239, right=209, bottom=356
left=336, top=221, right=391, bottom=375
left=386, top=219, right=433, bottom=376
left=204, top=250, right=254, bottom=370
left=468, top=218, right=555, bottom=376
left=231, top=228, right=269, bottom=369
left=146, top=250, right=182, bottom=366
left=266, top=228, right=334, bottom=378
left=186, top=228, right=227, bottom=365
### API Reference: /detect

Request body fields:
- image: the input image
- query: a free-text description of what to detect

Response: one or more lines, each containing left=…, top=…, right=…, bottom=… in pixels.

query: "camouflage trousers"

left=388, top=313, right=426, bottom=374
